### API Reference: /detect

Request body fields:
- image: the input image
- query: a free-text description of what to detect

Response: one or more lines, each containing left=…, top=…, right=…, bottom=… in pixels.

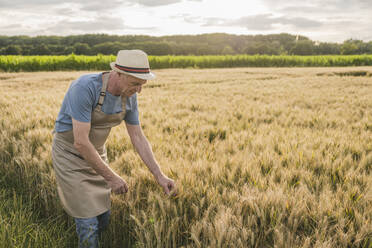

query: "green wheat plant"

left=1, top=55, right=372, bottom=72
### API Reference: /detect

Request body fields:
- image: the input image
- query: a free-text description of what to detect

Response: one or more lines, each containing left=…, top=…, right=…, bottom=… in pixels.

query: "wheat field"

left=0, top=67, right=371, bottom=247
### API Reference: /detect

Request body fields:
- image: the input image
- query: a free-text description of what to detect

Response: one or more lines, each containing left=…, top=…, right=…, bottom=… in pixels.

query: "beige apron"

left=52, top=72, right=126, bottom=218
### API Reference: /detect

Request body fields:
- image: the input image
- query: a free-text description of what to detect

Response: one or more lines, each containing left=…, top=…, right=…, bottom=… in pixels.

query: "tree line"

left=1, top=33, right=371, bottom=56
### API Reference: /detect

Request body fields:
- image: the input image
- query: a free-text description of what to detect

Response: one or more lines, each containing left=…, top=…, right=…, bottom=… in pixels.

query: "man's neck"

left=105, top=72, right=121, bottom=96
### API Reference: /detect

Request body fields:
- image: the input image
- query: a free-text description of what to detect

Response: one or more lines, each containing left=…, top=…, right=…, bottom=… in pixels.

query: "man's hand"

left=107, top=174, right=128, bottom=194
left=157, top=175, right=177, bottom=196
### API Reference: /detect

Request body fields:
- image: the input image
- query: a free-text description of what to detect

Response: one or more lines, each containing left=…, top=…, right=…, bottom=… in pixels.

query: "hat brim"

left=110, top=62, right=156, bottom=80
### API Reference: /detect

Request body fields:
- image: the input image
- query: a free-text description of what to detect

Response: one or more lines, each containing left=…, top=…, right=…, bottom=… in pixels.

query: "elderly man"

left=52, top=50, right=176, bottom=247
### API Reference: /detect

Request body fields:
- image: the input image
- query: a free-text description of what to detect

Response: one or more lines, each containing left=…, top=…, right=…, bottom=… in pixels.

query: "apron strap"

left=121, top=95, right=127, bottom=113
left=97, top=72, right=109, bottom=110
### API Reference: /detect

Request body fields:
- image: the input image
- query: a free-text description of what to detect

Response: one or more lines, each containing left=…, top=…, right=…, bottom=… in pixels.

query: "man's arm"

left=72, top=118, right=128, bottom=194
left=125, top=123, right=176, bottom=195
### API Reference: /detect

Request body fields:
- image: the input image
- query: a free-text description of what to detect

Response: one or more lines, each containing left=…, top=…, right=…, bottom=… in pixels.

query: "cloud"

left=54, top=7, right=76, bottom=16
left=0, top=0, right=125, bottom=8
left=126, top=0, right=203, bottom=7
left=172, top=14, right=204, bottom=24
left=0, top=0, right=55, bottom=8
left=261, top=0, right=372, bottom=13
left=0, top=0, right=370, bottom=42
left=0, top=22, right=41, bottom=36
left=256, top=0, right=372, bottom=42
left=132, top=0, right=181, bottom=7
left=0, top=0, right=78, bottom=9
left=0, top=0, right=195, bottom=9
left=42, top=15, right=158, bottom=34
left=202, top=14, right=322, bottom=31
left=1, top=23, right=24, bottom=29
left=45, top=16, right=126, bottom=33
left=78, top=0, right=126, bottom=11
left=0, top=0, right=127, bottom=17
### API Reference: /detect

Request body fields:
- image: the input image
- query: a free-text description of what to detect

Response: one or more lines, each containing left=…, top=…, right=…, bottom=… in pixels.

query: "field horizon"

left=2, top=54, right=372, bottom=73
left=0, top=67, right=371, bottom=247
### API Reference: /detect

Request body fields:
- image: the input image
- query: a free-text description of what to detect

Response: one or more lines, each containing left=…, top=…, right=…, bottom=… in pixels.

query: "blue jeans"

left=74, top=210, right=111, bottom=248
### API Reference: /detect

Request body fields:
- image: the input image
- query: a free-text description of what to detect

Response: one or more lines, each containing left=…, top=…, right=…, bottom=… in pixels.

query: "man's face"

left=119, top=73, right=147, bottom=97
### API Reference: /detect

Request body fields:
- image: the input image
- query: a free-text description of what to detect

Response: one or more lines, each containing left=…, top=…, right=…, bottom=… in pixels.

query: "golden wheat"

left=0, top=67, right=371, bottom=247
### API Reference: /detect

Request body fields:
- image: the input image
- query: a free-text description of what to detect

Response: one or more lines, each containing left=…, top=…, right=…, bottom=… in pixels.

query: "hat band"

left=115, top=64, right=150, bottom=74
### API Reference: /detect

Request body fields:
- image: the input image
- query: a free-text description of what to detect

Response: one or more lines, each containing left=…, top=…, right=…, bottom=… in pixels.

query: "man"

left=52, top=50, right=176, bottom=247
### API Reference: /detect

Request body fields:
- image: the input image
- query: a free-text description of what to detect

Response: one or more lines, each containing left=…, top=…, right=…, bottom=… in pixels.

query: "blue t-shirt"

left=54, top=73, right=139, bottom=132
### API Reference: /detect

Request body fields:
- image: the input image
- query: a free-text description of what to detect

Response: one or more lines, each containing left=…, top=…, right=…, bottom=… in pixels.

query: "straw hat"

left=110, top=50, right=156, bottom=80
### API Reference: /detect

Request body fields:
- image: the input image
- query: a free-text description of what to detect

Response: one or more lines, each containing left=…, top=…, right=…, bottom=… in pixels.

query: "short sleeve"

left=124, top=94, right=140, bottom=125
left=65, top=84, right=95, bottom=122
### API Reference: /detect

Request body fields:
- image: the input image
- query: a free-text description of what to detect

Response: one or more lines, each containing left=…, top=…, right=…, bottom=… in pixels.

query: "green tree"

left=254, top=44, right=270, bottom=55
left=30, top=43, right=50, bottom=55
left=134, top=42, right=173, bottom=55
left=341, top=40, right=359, bottom=55
left=92, top=42, right=129, bottom=55
left=73, top=43, right=91, bottom=55
left=20, top=45, right=33, bottom=55
left=290, top=40, right=314, bottom=55
left=367, top=41, right=372, bottom=54
left=48, top=45, right=66, bottom=55
left=63, top=46, right=74, bottom=55
left=314, top=42, right=340, bottom=55
left=0, top=33, right=360, bottom=56
left=221, top=45, right=236, bottom=55
left=4, top=45, right=22, bottom=55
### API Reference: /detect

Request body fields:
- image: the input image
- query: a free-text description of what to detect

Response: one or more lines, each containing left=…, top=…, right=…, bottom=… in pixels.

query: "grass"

left=0, top=189, right=77, bottom=247
left=0, top=67, right=371, bottom=247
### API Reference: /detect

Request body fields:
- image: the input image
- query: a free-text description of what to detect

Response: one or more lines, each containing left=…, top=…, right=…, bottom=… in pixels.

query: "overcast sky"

left=0, top=0, right=371, bottom=43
